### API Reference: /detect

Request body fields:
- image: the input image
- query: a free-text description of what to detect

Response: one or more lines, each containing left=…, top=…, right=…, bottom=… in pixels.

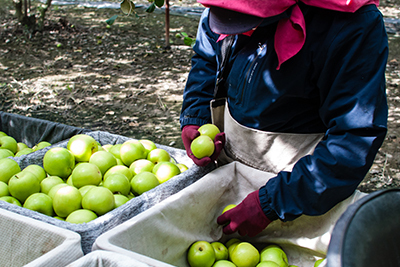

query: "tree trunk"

left=38, top=0, right=53, bottom=31
left=165, top=0, right=170, bottom=49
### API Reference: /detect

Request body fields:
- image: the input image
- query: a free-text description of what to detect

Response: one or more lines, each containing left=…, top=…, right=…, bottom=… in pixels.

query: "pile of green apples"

left=0, top=131, right=52, bottom=158
left=0, top=134, right=188, bottom=224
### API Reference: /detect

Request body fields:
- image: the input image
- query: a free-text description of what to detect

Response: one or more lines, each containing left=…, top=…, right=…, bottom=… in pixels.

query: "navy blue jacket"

left=180, top=3, right=388, bottom=221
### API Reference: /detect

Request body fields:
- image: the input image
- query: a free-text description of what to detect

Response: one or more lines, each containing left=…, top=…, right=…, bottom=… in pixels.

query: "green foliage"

left=176, top=32, right=196, bottom=47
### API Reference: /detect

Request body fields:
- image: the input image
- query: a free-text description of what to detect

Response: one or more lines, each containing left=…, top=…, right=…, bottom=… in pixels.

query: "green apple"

left=211, top=242, right=229, bottom=261
left=104, top=165, right=134, bottom=182
left=213, top=260, right=236, bottom=267
left=129, top=159, right=155, bottom=176
left=43, top=147, right=75, bottom=179
left=22, top=164, right=47, bottom=182
left=82, top=186, right=115, bottom=216
left=0, top=158, right=21, bottom=184
left=187, top=241, right=216, bottom=267
left=32, top=141, right=51, bottom=151
left=191, top=135, right=215, bottom=159
left=114, top=194, right=130, bottom=208
left=176, top=163, right=189, bottom=173
left=152, top=161, right=181, bottom=184
left=54, top=216, right=65, bottom=221
left=109, top=144, right=122, bottom=159
left=0, top=181, right=9, bottom=197
left=15, top=148, right=34, bottom=157
left=8, top=171, right=41, bottom=203
left=67, top=134, right=98, bottom=162
left=130, top=171, right=160, bottom=195
left=0, top=196, right=22, bottom=206
left=89, top=150, right=118, bottom=176
left=0, top=136, right=18, bottom=154
left=102, top=144, right=113, bottom=152
left=314, top=259, right=324, bottom=267
left=257, top=262, right=280, bottom=267
left=260, top=245, right=289, bottom=267
left=78, top=185, right=97, bottom=197
left=71, top=162, right=102, bottom=188
left=52, top=185, right=82, bottom=218
left=66, top=209, right=98, bottom=224
left=103, top=173, right=130, bottom=196
left=139, top=139, right=157, bottom=155
left=0, top=131, right=7, bottom=137
left=16, top=142, right=29, bottom=152
left=0, top=149, right=14, bottom=159
left=47, top=183, right=69, bottom=199
left=40, top=176, right=65, bottom=194
left=120, top=140, right=147, bottom=166
left=198, top=124, right=220, bottom=141
left=23, top=192, right=54, bottom=216
left=222, top=204, right=237, bottom=214
left=230, top=242, right=260, bottom=267
left=146, top=148, right=171, bottom=164
left=225, top=238, right=241, bottom=249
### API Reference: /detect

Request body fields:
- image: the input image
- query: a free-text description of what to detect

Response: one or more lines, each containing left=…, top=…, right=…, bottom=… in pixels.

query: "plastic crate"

left=0, top=111, right=90, bottom=148
left=92, top=161, right=366, bottom=267
left=0, top=130, right=216, bottom=255
left=0, top=208, right=83, bottom=267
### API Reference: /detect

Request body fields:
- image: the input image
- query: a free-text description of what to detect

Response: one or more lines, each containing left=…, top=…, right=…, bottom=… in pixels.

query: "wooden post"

left=165, top=0, right=170, bottom=49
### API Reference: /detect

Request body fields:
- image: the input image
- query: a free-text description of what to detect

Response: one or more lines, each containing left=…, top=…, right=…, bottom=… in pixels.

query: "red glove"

left=181, top=125, right=225, bottom=166
left=217, top=190, right=272, bottom=237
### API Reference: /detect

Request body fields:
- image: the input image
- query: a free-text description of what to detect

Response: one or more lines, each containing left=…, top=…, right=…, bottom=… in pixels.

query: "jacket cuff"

left=258, top=185, right=279, bottom=221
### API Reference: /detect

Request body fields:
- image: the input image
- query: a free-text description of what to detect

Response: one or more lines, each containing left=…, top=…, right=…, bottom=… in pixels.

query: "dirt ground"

left=1, top=0, right=400, bottom=193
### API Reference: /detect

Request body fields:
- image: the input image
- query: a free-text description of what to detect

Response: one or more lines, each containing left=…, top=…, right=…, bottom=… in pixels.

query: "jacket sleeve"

left=259, top=8, right=389, bottom=221
left=179, top=9, right=220, bottom=129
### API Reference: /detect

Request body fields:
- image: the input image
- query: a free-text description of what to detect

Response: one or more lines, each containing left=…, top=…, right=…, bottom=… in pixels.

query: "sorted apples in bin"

left=0, top=134, right=188, bottom=224
left=0, top=131, right=52, bottom=158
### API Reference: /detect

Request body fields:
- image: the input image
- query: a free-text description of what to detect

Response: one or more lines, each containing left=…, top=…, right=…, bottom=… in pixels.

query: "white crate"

left=0, top=208, right=83, bottom=267
left=66, top=250, right=150, bottom=267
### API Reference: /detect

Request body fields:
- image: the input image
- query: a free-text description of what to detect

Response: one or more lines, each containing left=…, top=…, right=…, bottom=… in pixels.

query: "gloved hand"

left=217, top=190, right=272, bottom=237
left=181, top=125, right=225, bottom=166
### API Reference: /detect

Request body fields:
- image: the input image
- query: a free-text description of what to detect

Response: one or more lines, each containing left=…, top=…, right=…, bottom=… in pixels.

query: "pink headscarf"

left=198, top=0, right=379, bottom=69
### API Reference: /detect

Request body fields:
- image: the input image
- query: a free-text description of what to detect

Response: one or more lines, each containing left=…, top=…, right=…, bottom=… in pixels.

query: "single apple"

left=230, top=242, right=260, bottom=267
left=15, top=148, right=34, bottom=157
left=78, top=185, right=97, bottom=197
left=109, top=144, right=122, bottom=160
left=89, top=150, right=117, bottom=176
left=22, top=164, right=47, bottom=182
left=222, top=204, right=237, bottom=214
left=211, top=242, right=229, bottom=261
left=139, top=139, right=157, bottom=156
left=225, top=238, right=241, bottom=249
left=152, top=161, right=181, bottom=184
left=213, top=260, right=237, bottom=267
left=32, top=141, right=51, bottom=151
left=114, top=194, right=130, bottom=208
left=198, top=124, right=220, bottom=141
left=52, top=185, right=82, bottom=218
left=82, top=186, right=115, bottom=216
left=0, top=158, right=21, bottom=184
left=47, top=183, right=70, bottom=199
left=0, top=136, right=18, bottom=154
left=0, top=149, right=14, bottom=159
left=0, top=196, right=22, bottom=206
left=130, top=171, right=160, bottom=195
left=228, top=242, right=240, bottom=261
left=146, top=148, right=171, bottom=164
left=176, top=163, right=189, bottom=173
left=0, top=131, right=7, bottom=137
left=67, top=134, right=98, bottom=162
left=8, top=171, right=41, bottom=203
left=260, top=245, right=289, bottom=267
left=43, top=147, right=75, bottom=179
left=71, top=162, right=102, bottom=188
left=120, top=140, right=147, bottom=166
left=191, top=135, right=215, bottom=159
left=257, top=262, right=281, bottom=267
left=23, top=192, right=54, bottom=216
left=102, top=144, right=113, bottom=152
left=103, top=173, right=130, bottom=196
left=16, top=142, right=29, bottom=152
left=40, top=176, right=65, bottom=194
left=66, top=209, right=98, bottom=224
left=104, top=165, right=134, bottom=182
left=129, top=159, right=155, bottom=176
left=187, top=240, right=216, bottom=267
left=0, top=181, right=9, bottom=197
